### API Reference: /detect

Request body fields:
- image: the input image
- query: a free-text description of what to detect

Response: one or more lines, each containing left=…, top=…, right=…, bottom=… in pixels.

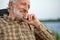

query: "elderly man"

left=0, top=0, right=55, bottom=40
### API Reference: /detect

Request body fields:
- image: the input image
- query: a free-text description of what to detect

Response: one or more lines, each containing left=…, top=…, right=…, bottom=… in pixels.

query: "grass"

left=51, top=30, right=60, bottom=40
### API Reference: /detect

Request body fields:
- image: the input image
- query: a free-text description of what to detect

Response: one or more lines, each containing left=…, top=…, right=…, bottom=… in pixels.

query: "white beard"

left=13, top=7, right=23, bottom=19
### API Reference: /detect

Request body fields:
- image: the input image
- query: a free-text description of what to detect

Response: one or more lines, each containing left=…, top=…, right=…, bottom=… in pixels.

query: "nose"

left=24, top=5, right=29, bottom=10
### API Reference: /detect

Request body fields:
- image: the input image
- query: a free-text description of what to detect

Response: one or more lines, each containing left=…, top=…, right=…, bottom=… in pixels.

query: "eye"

left=20, top=2, right=26, bottom=5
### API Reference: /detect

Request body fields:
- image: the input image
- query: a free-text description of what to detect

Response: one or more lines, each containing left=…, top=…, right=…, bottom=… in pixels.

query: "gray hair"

left=9, top=0, right=17, bottom=3
left=8, top=0, right=17, bottom=11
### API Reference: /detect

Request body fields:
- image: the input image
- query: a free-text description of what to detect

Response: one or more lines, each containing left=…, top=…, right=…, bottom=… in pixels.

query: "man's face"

left=14, top=0, right=30, bottom=14
left=13, top=0, right=30, bottom=19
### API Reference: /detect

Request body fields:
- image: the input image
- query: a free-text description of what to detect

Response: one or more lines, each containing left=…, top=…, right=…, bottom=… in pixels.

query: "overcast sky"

left=0, top=0, right=60, bottom=20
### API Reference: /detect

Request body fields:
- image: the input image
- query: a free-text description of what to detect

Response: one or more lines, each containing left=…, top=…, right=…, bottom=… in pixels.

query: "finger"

left=28, top=14, right=33, bottom=21
left=27, top=14, right=30, bottom=20
left=28, top=14, right=31, bottom=21
left=32, top=14, right=37, bottom=20
left=30, top=14, right=35, bottom=20
left=23, top=14, right=27, bottom=20
left=30, top=14, right=32, bottom=20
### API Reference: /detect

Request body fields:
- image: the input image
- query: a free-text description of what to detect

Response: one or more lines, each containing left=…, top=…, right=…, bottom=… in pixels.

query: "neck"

left=9, top=10, right=15, bottom=19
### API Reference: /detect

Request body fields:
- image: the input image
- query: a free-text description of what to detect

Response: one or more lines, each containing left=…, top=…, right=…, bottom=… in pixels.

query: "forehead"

left=16, top=0, right=30, bottom=4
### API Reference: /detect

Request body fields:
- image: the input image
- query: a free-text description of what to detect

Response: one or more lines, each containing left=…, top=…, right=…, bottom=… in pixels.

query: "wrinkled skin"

left=9, top=0, right=40, bottom=27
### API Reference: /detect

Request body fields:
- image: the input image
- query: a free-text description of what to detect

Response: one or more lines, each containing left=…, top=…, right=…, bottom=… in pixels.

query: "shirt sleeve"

left=0, top=26, right=3, bottom=39
left=0, top=26, right=2, bottom=34
left=34, top=22, right=55, bottom=40
left=0, top=19, right=4, bottom=39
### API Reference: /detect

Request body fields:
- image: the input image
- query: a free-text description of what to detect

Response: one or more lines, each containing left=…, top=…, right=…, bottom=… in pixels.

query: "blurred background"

left=0, top=0, right=60, bottom=40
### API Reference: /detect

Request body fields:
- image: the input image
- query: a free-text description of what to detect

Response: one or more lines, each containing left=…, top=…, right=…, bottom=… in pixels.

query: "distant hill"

left=40, top=19, right=60, bottom=22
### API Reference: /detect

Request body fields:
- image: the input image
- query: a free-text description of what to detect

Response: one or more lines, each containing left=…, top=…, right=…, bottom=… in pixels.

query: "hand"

left=22, top=14, right=40, bottom=27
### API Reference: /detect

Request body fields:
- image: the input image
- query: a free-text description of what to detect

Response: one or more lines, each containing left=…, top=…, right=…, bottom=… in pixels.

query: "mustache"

left=20, top=9, right=28, bottom=13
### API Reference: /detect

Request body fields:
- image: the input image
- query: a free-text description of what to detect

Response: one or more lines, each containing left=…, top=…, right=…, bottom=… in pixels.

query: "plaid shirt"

left=0, top=15, right=55, bottom=40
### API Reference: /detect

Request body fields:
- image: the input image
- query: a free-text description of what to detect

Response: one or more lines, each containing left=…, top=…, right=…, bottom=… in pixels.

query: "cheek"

left=16, top=5, right=24, bottom=9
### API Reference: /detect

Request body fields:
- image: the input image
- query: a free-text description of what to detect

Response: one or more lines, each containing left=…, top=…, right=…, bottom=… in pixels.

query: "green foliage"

left=51, top=30, right=60, bottom=40
left=39, top=19, right=60, bottom=22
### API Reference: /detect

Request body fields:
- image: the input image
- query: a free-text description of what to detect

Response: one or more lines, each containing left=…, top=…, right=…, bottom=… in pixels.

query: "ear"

left=9, top=2, right=14, bottom=10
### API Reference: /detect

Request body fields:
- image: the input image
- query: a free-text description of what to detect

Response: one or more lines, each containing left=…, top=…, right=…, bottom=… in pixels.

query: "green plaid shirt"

left=0, top=15, right=55, bottom=40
